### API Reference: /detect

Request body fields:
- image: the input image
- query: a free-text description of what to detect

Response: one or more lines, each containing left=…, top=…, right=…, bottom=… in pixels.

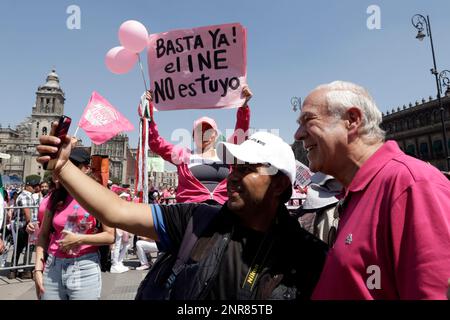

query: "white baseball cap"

left=217, top=131, right=296, bottom=184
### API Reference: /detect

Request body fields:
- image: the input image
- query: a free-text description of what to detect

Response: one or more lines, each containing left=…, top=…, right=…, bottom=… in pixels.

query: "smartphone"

left=44, top=115, right=72, bottom=170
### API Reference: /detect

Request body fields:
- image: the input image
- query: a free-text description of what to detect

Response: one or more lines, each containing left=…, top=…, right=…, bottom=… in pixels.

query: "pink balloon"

left=118, top=20, right=149, bottom=53
left=105, top=46, right=138, bottom=74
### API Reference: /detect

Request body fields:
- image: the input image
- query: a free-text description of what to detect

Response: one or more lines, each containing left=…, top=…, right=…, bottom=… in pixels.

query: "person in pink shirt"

left=295, top=80, right=450, bottom=300
left=33, top=148, right=115, bottom=300
left=146, top=86, right=252, bottom=205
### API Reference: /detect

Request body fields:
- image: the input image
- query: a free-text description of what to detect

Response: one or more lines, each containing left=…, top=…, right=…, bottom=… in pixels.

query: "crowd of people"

left=1, top=80, right=450, bottom=300
left=0, top=179, right=48, bottom=279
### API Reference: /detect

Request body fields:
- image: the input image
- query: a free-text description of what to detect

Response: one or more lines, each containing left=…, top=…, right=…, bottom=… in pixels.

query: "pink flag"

left=79, top=91, right=134, bottom=145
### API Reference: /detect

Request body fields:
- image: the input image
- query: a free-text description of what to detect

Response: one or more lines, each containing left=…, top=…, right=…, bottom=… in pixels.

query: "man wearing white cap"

left=37, top=129, right=328, bottom=300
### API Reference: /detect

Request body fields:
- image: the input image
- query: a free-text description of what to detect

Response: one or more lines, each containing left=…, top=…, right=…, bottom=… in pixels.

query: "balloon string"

left=137, top=53, right=149, bottom=92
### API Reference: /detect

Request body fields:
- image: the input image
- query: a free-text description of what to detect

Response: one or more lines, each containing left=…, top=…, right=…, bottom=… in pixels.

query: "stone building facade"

left=290, top=95, right=450, bottom=172
left=0, top=70, right=140, bottom=186
left=0, top=70, right=64, bottom=182
left=380, top=95, right=450, bottom=171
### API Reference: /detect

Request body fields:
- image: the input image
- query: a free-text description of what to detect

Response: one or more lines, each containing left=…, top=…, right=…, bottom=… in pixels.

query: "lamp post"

left=439, top=70, right=450, bottom=97
left=411, top=14, right=450, bottom=171
left=21, top=147, right=26, bottom=183
left=291, top=97, right=302, bottom=112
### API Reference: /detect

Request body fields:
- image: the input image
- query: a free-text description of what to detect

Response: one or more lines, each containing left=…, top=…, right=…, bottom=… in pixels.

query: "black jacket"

left=137, top=204, right=328, bottom=300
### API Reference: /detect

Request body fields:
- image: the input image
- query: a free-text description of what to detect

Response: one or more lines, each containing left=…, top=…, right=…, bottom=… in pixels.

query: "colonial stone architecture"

left=380, top=95, right=450, bottom=171
left=0, top=70, right=181, bottom=189
left=0, top=70, right=64, bottom=182
left=290, top=95, right=450, bottom=172
left=149, top=170, right=178, bottom=190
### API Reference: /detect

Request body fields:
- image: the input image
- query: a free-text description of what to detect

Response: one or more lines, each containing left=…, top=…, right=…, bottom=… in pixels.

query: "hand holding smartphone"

left=44, top=115, right=72, bottom=170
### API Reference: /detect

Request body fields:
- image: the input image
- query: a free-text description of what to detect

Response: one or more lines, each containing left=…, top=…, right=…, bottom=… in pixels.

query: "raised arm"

left=146, top=91, right=190, bottom=165
left=36, top=125, right=159, bottom=241
left=228, top=86, right=252, bottom=144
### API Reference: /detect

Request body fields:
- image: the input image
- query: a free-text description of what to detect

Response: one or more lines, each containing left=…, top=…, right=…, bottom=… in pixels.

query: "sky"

left=1, top=0, right=450, bottom=159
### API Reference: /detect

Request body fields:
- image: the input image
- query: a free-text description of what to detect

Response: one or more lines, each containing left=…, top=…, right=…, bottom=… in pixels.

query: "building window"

left=433, top=140, right=444, bottom=158
left=42, top=127, right=47, bottom=135
left=419, top=115, right=426, bottom=126
left=419, top=142, right=430, bottom=160
left=433, top=110, right=440, bottom=123
left=387, top=124, right=392, bottom=133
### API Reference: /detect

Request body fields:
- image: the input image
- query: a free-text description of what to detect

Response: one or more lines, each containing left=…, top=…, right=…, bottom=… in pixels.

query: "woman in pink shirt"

left=33, top=148, right=115, bottom=300
left=146, top=87, right=252, bottom=205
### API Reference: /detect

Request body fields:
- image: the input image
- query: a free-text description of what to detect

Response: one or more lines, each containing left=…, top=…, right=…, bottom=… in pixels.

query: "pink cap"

left=193, top=116, right=218, bottom=132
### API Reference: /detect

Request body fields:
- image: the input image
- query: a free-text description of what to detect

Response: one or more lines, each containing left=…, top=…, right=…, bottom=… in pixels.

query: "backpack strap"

left=165, top=204, right=221, bottom=288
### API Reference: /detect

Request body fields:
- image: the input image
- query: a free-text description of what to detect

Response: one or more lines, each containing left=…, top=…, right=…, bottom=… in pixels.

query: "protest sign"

left=295, top=160, right=313, bottom=187
left=148, top=22, right=247, bottom=111
left=147, top=156, right=165, bottom=173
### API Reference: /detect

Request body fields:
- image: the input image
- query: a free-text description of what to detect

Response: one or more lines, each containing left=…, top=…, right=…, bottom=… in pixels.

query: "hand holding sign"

left=241, top=86, right=253, bottom=108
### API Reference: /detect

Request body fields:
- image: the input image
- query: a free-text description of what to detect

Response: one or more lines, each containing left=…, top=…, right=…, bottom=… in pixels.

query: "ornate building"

left=0, top=69, right=147, bottom=186
left=290, top=95, right=450, bottom=172
left=380, top=95, right=450, bottom=171
left=0, top=70, right=64, bottom=182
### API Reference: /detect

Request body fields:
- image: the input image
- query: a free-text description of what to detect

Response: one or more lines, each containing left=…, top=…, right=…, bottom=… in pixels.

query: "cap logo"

left=345, top=233, right=353, bottom=245
left=249, top=138, right=266, bottom=146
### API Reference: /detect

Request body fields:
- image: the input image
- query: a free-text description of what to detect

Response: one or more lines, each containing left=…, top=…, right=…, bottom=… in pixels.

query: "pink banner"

left=79, top=91, right=134, bottom=145
left=147, top=23, right=247, bottom=111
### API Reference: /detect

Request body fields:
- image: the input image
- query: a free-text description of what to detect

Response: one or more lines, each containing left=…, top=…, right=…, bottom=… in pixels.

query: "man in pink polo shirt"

left=295, top=80, right=450, bottom=300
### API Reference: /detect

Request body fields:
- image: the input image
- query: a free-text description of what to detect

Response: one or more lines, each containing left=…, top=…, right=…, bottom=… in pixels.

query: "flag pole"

left=73, top=126, right=80, bottom=138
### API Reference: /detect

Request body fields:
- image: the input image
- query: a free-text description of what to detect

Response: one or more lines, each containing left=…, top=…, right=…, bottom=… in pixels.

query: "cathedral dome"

left=43, top=69, right=60, bottom=89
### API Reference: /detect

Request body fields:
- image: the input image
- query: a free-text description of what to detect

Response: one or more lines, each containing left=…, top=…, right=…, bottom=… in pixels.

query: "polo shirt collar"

left=346, top=141, right=403, bottom=195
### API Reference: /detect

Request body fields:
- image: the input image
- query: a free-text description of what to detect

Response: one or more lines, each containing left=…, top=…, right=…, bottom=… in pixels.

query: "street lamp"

left=411, top=14, right=450, bottom=171
left=439, top=70, right=450, bottom=97
left=21, top=146, right=27, bottom=183
left=291, top=97, right=302, bottom=112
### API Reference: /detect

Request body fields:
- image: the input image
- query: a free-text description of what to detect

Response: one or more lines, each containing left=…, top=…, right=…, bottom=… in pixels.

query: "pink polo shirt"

left=312, top=141, right=450, bottom=300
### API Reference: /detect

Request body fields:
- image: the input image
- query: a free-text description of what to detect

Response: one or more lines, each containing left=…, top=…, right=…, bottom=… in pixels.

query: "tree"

left=43, top=171, right=53, bottom=183
left=291, top=140, right=309, bottom=166
left=25, top=174, right=41, bottom=184
left=111, top=177, right=121, bottom=185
